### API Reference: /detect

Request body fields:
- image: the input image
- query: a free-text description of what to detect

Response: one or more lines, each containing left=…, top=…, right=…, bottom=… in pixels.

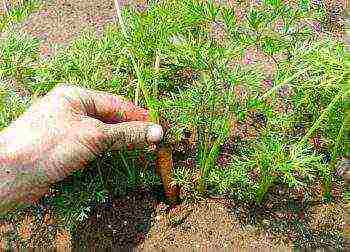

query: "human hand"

left=0, top=84, right=163, bottom=212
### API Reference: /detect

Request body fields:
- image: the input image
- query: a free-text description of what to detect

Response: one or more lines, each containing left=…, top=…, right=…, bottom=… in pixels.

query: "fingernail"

left=143, top=110, right=150, bottom=120
left=147, top=124, right=163, bottom=143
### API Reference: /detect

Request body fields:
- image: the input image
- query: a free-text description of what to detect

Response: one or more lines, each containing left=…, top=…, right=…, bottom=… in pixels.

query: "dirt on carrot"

left=156, top=146, right=180, bottom=204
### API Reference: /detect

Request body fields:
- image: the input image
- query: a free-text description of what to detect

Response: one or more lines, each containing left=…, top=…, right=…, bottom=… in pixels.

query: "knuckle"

left=95, top=122, right=109, bottom=138
left=52, top=83, right=76, bottom=96
left=119, top=125, right=144, bottom=144
left=103, top=123, right=149, bottom=149
left=129, top=125, right=147, bottom=144
left=126, top=127, right=138, bottom=143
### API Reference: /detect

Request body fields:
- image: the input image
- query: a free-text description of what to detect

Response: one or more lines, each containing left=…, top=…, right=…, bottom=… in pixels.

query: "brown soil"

left=18, top=0, right=118, bottom=59
left=73, top=190, right=157, bottom=248
left=345, top=202, right=350, bottom=248
left=0, top=189, right=344, bottom=249
left=2, top=0, right=139, bottom=59
left=138, top=198, right=276, bottom=249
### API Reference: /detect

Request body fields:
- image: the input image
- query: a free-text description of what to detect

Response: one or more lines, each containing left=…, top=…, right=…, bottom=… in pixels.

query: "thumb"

left=102, top=121, right=163, bottom=150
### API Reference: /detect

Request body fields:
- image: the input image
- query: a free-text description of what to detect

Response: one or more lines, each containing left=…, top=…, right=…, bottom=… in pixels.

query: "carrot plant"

left=0, top=0, right=41, bottom=32
left=0, top=33, right=39, bottom=129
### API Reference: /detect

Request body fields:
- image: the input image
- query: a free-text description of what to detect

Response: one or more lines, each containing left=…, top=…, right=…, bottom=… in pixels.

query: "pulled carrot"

left=156, top=146, right=179, bottom=203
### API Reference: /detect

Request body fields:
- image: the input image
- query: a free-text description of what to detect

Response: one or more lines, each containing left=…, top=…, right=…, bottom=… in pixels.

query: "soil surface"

left=0, top=188, right=344, bottom=249
left=1, top=0, right=135, bottom=59
left=139, top=198, right=275, bottom=249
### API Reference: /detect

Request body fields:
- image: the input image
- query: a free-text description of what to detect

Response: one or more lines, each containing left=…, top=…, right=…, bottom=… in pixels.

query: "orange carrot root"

left=156, top=146, right=179, bottom=203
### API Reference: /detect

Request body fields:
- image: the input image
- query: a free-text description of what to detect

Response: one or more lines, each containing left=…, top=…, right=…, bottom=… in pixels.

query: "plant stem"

left=256, top=175, right=275, bottom=203
left=330, top=123, right=344, bottom=162
left=113, top=0, right=149, bottom=106
left=153, top=51, right=160, bottom=97
left=3, top=0, right=8, bottom=14
left=96, top=158, right=105, bottom=188
left=259, top=66, right=312, bottom=100
left=113, top=0, right=127, bottom=44
left=292, top=89, right=349, bottom=157
left=120, top=151, right=135, bottom=186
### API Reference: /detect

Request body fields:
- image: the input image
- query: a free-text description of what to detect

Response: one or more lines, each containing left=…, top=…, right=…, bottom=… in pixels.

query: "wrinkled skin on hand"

left=0, top=84, right=163, bottom=213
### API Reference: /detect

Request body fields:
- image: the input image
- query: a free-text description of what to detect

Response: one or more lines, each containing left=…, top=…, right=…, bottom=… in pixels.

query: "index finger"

left=66, top=85, right=150, bottom=123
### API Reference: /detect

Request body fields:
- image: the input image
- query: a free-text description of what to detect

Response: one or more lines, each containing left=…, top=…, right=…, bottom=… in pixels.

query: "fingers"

left=54, top=84, right=150, bottom=123
left=101, top=121, right=163, bottom=150
left=82, top=87, right=150, bottom=123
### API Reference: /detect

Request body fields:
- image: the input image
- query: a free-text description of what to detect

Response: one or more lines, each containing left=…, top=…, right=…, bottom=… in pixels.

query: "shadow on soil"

left=72, top=189, right=160, bottom=248
left=223, top=184, right=344, bottom=249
